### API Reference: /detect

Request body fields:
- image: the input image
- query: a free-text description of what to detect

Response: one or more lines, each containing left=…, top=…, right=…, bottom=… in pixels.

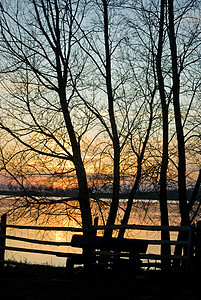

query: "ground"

left=0, top=264, right=199, bottom=299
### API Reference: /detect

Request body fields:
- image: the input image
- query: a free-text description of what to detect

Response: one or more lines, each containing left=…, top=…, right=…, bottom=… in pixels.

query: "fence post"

left=186, top=223, right=195, bottom=274
left=0, top=214, right=7, bottom=268
left=194, top=221, right=201, bottom=275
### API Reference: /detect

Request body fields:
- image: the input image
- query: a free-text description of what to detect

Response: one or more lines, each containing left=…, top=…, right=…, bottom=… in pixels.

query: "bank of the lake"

left=0, top=189, right=200, bottom=200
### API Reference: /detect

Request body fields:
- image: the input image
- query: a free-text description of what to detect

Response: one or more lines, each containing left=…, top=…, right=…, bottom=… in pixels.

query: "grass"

left=0, top=263, right=199, bottom=299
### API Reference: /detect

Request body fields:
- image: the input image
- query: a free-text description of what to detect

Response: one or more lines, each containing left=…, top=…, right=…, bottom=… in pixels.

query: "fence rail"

left=0, top=235, right=72, bottom=246
left=1, top=224, right=83, bottom=232
left=92, top=224, right=190, bottom=231
left=0, top=213, right=200, bottom=273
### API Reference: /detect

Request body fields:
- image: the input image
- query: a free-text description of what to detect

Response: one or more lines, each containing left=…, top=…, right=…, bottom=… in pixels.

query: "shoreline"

left=0, top=189, right=199, bottom=200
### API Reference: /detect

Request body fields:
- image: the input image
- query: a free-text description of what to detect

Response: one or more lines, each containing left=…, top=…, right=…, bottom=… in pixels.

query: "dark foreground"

left=0, top=264, right=199, bottom=300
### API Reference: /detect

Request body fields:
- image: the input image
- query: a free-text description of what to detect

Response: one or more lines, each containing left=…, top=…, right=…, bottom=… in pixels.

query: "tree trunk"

left=59, top=88, right=92, bottom=230
left=102, top=0, right=120, bottom=237
left=118, top=163, right=141, bottom=239
left=168, top=0, right=190, bottom=227
left=156, top=0, right=171, bottom=268
left=168, top=0, right=190, bottom=268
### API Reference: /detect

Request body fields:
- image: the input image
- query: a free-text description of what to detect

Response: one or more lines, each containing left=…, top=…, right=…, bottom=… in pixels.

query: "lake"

left=0, top=197, right=183, bottom=266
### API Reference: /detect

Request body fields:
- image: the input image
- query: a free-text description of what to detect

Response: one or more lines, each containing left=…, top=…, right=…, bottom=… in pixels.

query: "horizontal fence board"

left=0, top=223, right=190, bottom=232
left=91, top=224, right=190, bottom=231
left=0, top=245, right=68, bottom=257
left=140, top=253, right=188, bottom=260
left=0, top=245, right=188, bottom=262
left=0, top=235, right=72, bottom=246
left=0, top=235, right=188, bottom=249
left=0, top=234, right=189, bottom=247
left=147, top=240, right=188, bottom=246
left=1, top=224, right=83, bottom=232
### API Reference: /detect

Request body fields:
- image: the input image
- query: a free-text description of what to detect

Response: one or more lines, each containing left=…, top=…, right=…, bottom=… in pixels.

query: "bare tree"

left=0, top=0, right=92, bottom=230
left=167, top=0, right=200, bottom=263
left=74, top=0, right=158, bottom=235
left=156, top=0, right=171, bottom=261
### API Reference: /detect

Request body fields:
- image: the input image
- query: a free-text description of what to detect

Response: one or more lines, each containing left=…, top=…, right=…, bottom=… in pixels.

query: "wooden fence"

left=0, top=213, right=200, bottom=273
